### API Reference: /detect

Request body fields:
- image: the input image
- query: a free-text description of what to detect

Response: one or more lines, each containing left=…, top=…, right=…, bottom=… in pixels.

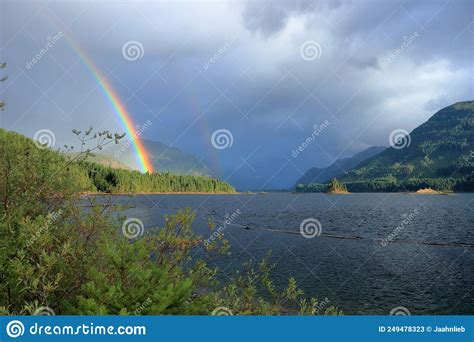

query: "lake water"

left=109, top=193, right=474, bottom=315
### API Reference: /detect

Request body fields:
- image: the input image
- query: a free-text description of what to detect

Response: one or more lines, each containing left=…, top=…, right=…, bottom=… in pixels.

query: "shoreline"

left=81, top=191, right=239, bottom=197
left=294, top=191, right=471, bottom=194
left=81, top=191, right=474, bottom=197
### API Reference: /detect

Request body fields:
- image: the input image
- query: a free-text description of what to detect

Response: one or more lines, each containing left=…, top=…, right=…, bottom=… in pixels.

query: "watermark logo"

left=312, top=297, right=330, bottom=314
left=133, top=298, right=152, bottom=315
left=25, top=32, right=64, bottom=70
left=114, top=120, right=152, bottom=159
left=203, top=33, right=241, bottom=70
left=300, top=218, right=322, bottom=238
left=389, top=129, right=411, bottom=149
left=211, top=306, right=233, bottom=316
left=381, top=209, right=418, bottom=247
left=6, top=320, right=25, bottom=338
left=34, top=306, right=55, bottom=316
left=27, top=209, right=62, bottom=247
left=203, top=209, right=241, bottom=247
left=122, top=40, right=144, bottom=61
left=122, top=218, right=144, bottom=239
left=211, top=129, right=233, bottom=150
left=300, top=40, right=322, bottom=61
left=292, top=120, right=330, bottom=158
left=380, top=31, right=419, bottom=70
left=390, top=306, right=411, bottom=316
left=34, top=129, right=56, bottom=149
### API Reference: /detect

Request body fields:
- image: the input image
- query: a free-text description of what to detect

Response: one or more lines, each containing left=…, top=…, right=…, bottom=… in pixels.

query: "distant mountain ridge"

left=104, top=138, right=211, bottom=176
left=341, top=101, right=474, bottom=182
left=83, top=153, right=131, bottom=170
left=294, top=146, right=386, bottom=188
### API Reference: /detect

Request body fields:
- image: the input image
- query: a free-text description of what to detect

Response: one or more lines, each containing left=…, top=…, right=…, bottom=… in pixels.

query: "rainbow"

left=70, top=45, right=154, bottom=173
left=38, top=7, right=154, bottom=173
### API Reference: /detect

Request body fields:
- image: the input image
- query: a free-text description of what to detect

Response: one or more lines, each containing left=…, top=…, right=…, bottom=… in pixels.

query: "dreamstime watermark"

left=312, top=297, right=330, bottom=315
left=203, top=33, right=241, bottom=70
left=211, top=129, right=233, bottom=150
left=211, top=306, right=233, bottom=316
left=203, top=209, right=241, bottom=247
left=380, top=209, right=418, bottom=247
left=6, top=321, right=146, bottom=337
left=122, top=218, right=144, bottom=239
left=133, top=298, right=152, bottom=315
left=26, top=209, right=62, bottom=247
left=114, top=120, right=152, bottom=159
left=300, top=40, right=322, bottom=61
left=390, top=306, right=411, bottom=316
left=299, top=218, right=322, bottom=238
left=122, top=40, right=144, bottom=61
left=34, top=129, right=56, bottom=149
left=6, top=320, right=24, bottom=338
left=292, top=120, right=330, bottom=158
left=380, top=31, right=419, bottom=70
left=34, top=306, right=55, bottom=316
left=389, top=129, right=411, bottom=149
left=25, top=32, right=64, bottom=70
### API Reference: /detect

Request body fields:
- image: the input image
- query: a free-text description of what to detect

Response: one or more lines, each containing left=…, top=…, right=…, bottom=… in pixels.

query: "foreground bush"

left=0, top=128, right=340, bottom=315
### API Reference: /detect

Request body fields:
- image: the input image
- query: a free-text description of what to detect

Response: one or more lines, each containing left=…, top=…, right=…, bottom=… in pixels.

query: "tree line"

left=296, top=176, right=474, bottom=193
left=81, top=161, right=235, bottom=194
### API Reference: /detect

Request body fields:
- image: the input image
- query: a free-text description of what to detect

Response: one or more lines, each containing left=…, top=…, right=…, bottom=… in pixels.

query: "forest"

left=296, top=102, right=474, bottom=193
left=295, top=176, right=474, bottom=193
left=81, top=162, right=235, bottom=194
left=0, top=128, right=235, bottom=195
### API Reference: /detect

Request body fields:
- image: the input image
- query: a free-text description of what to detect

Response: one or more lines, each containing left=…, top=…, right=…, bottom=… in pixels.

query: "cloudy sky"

left=1, top=0, right=473, bottom=189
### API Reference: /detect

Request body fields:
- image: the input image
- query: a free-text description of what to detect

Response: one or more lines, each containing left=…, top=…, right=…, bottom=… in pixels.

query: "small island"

left=413, top=188, right=450, bottom=195
left=327, top=178, right=350, bottom=194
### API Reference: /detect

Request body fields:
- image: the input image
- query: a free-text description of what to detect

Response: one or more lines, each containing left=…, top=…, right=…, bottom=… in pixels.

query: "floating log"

left=203, top=216, right=474, bottom=248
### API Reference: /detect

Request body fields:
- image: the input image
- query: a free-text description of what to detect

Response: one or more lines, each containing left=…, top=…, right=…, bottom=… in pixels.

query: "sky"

left=1, top=0, right=473, bottom=190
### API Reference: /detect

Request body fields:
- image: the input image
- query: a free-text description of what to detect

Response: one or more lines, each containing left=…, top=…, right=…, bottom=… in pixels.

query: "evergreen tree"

left=327, top=178, right=347, bottom=193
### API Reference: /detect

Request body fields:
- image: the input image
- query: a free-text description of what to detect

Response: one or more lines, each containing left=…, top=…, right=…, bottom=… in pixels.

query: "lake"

left=109, top=192, right=474, bottom=315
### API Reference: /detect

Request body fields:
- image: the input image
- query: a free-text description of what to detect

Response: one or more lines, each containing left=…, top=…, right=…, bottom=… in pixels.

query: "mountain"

left=105, top=138, right=211, bottom=176
left=341, top=101, right=474, bottom=183
left=293, top=146, right=386, bottom=188
left=82, top=153, right=131, bottom=170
